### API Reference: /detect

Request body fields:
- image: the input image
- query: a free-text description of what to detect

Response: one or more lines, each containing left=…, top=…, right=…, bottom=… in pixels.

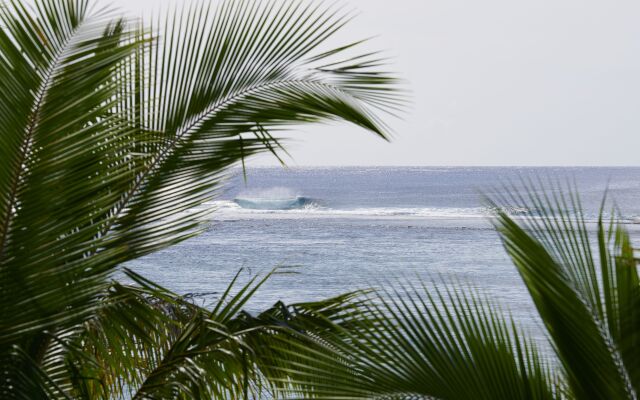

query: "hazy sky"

left=110, top=0, right=640, bottom=166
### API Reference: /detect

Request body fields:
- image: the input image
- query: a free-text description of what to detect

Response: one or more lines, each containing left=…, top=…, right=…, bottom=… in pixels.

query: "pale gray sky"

left=111, top=0, right=640, bottom=166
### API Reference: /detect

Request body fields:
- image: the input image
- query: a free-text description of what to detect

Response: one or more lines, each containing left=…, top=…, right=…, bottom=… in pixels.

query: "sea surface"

left=125, top=167, right=640, bottom=346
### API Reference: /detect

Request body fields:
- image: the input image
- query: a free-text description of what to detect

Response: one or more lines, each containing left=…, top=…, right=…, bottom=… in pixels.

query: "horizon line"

left=241, top=164, right=640, bottom=168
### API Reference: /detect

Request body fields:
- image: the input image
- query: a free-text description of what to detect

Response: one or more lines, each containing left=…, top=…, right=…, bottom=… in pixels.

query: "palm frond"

left=0, top=1, right=403, bottom=397
left=106, top=0, right=403, bottom=264
left=321, top=279, right=560, bottom=400
left=0, top=3, right=144, bottom=398
left=488, top=180, right=640, bottom=399
left=72, top=269, right=375, bottom=400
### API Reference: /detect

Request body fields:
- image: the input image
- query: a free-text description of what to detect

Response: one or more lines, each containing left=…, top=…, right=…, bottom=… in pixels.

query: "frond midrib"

left=0, top=16, right=86, bottom=260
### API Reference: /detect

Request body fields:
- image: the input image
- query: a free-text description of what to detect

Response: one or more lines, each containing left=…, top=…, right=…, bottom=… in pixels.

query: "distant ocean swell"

left=200, top=199, right=639, bottom=223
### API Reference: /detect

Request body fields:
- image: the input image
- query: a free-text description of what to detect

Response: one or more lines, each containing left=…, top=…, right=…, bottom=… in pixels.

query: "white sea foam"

left=204, top=200, right=489, bottom=219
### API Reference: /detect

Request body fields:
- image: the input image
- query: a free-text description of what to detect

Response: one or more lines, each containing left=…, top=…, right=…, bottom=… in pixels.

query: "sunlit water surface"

left=125, top=167, right=640, bottom=347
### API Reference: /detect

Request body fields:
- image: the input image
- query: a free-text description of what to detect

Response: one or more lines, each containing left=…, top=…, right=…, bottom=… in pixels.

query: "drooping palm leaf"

left=1, top=1, right=402, bottom=397
left=489, top=180, right=640, bottom=399
left=309, top=279, right=560, bottom=400
left=106, top=0, right=402, bottom=265
left=0, top=3, right=145, bottom=398
left=0, top=0, right=139, bottom=344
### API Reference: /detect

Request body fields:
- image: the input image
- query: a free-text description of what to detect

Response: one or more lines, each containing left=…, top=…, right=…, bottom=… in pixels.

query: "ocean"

left=125, top=166, right=640, bottom=345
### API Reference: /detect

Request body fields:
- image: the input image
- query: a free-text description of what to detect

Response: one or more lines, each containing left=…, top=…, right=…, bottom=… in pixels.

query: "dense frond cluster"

left=0, top=0, right=401, bottom=398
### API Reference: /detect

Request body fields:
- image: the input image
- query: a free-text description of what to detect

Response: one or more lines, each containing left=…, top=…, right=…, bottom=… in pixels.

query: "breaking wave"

left=231, top=187, right=319, bottom=210
left=234, top=196, right=316, bottom=210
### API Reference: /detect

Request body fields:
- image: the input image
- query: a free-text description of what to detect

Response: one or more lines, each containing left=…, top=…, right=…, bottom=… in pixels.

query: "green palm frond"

left=311, top=280, right=559, bottom=400
left=0, top=0, right=138, bottom=344
left=1, top=0, right=403, bottom=398
left=62, top=268, right=376, bottom=399
left=107, top=0, right=402, bottom=264
left=489, top=180, right=640, bottom=399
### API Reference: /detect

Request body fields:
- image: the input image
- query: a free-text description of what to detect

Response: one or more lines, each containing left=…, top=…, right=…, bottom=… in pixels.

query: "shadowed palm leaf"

left=73, top=268, right=375, bottom=399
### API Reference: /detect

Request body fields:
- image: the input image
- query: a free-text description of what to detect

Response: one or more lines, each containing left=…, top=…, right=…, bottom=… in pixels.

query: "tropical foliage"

left=215, top=183, right=639, bottom=400
left=298, top=183, right=639, bottom=400
left=0, top=0, right=400, bottom=398
left=2, top=0, right=638, bottom=399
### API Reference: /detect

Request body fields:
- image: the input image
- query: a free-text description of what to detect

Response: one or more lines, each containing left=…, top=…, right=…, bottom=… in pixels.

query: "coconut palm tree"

left=0, top=0, right=401, bottom=397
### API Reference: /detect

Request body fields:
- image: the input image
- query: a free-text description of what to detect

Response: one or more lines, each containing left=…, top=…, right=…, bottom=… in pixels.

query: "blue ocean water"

left=126, top=167, right=640, bottom=345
